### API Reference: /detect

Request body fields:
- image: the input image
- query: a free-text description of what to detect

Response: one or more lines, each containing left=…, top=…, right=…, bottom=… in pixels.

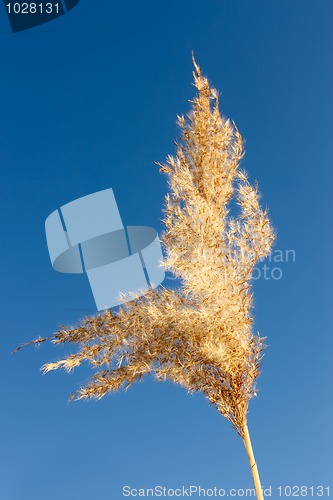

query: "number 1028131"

left=6, top=2, right=60, bottom=14
left=277, top=486, right=330, bottom=497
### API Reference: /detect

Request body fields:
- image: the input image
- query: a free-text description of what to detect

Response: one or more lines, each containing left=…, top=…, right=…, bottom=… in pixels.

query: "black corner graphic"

left=3, top=0, right=80, bottom=33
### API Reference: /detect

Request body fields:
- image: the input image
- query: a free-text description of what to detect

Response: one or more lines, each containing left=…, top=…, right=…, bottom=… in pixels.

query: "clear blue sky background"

left=0, top=1, right=332, bottom=499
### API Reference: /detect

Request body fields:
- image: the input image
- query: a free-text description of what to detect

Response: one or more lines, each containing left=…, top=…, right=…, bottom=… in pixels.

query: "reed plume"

left=15, top=59, right=275, bottom=499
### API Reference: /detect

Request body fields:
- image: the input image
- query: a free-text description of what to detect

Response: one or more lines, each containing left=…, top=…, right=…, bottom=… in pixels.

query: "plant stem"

left=242, top=424, right=264, bottom=500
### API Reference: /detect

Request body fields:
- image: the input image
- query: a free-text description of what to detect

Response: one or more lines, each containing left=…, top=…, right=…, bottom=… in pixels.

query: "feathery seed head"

left=17, top=61, right=274, bottom=437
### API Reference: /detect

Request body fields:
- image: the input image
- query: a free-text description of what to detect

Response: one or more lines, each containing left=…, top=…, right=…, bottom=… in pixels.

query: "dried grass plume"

left=16, top=58, right=275, bottom=500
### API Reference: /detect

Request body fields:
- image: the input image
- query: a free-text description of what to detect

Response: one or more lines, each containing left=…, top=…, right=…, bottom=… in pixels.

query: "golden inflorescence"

left=17, top=61, right=274, bottom=438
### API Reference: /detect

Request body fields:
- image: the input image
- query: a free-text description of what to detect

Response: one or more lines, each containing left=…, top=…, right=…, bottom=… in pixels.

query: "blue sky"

left=0, top=1, right=332, bottom=498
